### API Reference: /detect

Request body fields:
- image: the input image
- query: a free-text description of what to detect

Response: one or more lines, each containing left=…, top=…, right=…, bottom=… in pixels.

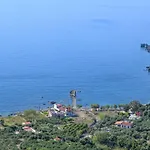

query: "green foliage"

left=63, top=123, right=88, bottom=138
left=0, top=117, right=97, bottom=150
left=91, top=104, right=100, bottom=109
left=93, top=104, right=150, bottom=150
left=0, top=103, right=149, bottom=150
left=24, top=110, right=44, bottom=121
left=98, top=113, right=105, bottom=120
left=0, top=119, right=4, bottom=126
left=123, top=104, right=130, bottom=112
left=24, top=110, right=37, bottom=121
left=77, top=105, right=82, bottom=108
left=105, top=105, right=110, bottom=110
left=129, top=100, right=142, bottom=112
left=114, top=104, right=117, bottom=109
left=3, top=116, right=26, bottom=126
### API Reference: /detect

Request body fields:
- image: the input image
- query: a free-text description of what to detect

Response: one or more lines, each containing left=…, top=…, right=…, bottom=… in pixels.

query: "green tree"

left=105, top=105, right=110, bottom=110
left=0, top=119, right=4, bottom=126
left=129, top=101, right=142, bottom=112
left=91, top=104, right=100, bottom=109
left=123, top=104, right=130, bottom=112
left=114, top=104, right=117, bottom=110
left=77, top=105, right=82, bottom=108
left=93, top=132, right=110, bottom=145
left=24, top=110, right=38, bottom=121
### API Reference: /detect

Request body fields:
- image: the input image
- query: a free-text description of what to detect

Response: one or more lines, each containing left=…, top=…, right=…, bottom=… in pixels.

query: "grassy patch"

left=98, top=111, right=117, bottom=120
left=3, top=116, right=26, bottom=126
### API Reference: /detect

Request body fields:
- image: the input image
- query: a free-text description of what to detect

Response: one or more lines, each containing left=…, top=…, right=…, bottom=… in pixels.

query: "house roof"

left=22, top=122, right=31, bottom=125
left=23, top=126, right=30, bottom=130
left=122, top=122, right=132, bottom=126
left=57, top=104, right=62, bottom=108
left=59, top=107, right=66, bottom=112
left=115, top=121, right=123, bottom=125
left=136, top=112, right=141, bottom=116
left=23, top=126, right=34, bottom=132
left=115, top=121, right=132, bottom=126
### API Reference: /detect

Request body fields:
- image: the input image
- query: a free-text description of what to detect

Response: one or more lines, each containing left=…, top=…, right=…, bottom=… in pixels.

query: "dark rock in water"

left=146, top=50, right=150, bottom=53
left=146, top=66, right=150, bottom=72
left=141, top=43, right=148, bottom=48
left=141, top=43, right=150, bottom=52
left=146, top=45, right=150, bottom=50
left=50, top=101, right=56, bottom=105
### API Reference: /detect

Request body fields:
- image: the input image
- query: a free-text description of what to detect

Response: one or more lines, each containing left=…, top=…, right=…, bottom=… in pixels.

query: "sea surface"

left=0, top=0, right=150, bottom=115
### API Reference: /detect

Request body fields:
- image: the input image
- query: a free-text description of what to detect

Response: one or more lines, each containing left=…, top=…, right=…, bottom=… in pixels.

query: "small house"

left=115, top=121, right=133, bottom=128
left=22, top=126, right=36, bottom=133
left=52, top=103, right=75, bottom=117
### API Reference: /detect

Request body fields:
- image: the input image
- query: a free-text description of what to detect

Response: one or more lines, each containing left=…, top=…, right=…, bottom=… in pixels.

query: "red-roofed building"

left=22, top=126, right=36, bottom=132
left=115, top=121, right=133, bottom=128
left=51, top=104, right=74, bottom=117
left=57, top=104, right=62, bottom=108
left=136, top=112, right=141, bottom=117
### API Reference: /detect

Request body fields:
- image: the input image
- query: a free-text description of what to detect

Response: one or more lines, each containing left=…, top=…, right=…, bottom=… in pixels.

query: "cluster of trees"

left=20, top=118, right=97, bottom=150
left=91, top=100, right=142, bottom=112
left=0, top=101, right=149, bottom=150
left=92, top=103, right=150, bottom=150
left=93, top=131, right=150, bottom=150
left=63, top=123, right=88, bottom=138
left=0, top=116, right=97, bottom=150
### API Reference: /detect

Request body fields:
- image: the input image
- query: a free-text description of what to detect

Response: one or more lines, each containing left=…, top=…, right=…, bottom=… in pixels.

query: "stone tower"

left=70, top=90, right=77, bottom=109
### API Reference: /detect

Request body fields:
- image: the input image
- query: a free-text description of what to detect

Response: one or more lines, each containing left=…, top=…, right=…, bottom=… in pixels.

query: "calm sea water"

left=0, top=0, right=150, bottom=115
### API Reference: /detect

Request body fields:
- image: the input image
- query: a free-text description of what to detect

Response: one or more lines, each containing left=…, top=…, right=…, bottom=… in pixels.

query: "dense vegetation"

left=0, top=113, right=96, bottom=150
left=92, top=102, right=150, bottom=150
left=0, top=101, right=150, bottom=150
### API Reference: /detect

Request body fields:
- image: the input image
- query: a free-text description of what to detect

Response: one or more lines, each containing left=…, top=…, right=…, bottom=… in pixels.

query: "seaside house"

left=48, top=104, right=74, bottom=118
left=115, top=121, right=133, bottom=128
left=54, top=104, right=62, bottom=111
left=128, top=111, right=141, bottom=120
left=48, top=110, right=64, bottom=118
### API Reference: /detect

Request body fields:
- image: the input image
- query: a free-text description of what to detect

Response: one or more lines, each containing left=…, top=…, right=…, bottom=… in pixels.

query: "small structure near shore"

left=48, top=103, right=75, bottom=118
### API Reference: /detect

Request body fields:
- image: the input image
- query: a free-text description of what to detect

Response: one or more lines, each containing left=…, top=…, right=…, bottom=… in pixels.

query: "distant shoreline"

left=1, top=100, right=149, bottom=117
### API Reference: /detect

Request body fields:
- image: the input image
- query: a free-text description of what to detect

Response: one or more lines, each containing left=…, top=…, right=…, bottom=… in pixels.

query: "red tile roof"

left=115, top=121, right=132, bottom=126
left=122, top=122, right=132, bottom=126
left=59, top=107, right=66, bottom=112
left=115, top=121, right=123, bottom=125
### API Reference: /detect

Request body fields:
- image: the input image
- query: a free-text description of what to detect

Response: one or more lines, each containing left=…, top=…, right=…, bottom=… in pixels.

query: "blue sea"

left=0, top=0, right=150, bottom=115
